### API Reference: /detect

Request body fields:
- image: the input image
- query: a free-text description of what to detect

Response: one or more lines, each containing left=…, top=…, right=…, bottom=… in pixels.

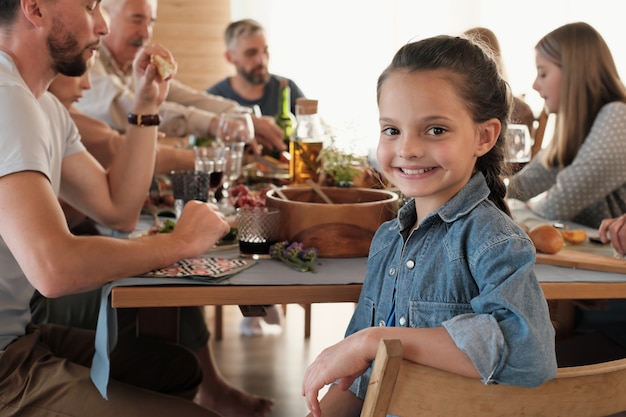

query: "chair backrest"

left=360, top=339, right=626, bottom=417
left=531, top=109, right=549, bottom=158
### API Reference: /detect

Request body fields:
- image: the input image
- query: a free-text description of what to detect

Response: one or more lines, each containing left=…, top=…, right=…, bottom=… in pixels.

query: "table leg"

left=136, top=307, right=180, bottom=343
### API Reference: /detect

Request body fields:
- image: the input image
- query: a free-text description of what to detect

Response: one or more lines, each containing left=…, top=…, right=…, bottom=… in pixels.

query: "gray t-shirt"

left=0, top=52, right=84, bottom=350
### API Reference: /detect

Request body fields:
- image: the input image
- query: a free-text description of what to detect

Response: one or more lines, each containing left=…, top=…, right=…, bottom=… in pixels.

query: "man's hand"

left=132, top=44, right=177, bottom=113
left=171, top=201, right=230, bottom=258
left=251, top=116, right=286, bottom=153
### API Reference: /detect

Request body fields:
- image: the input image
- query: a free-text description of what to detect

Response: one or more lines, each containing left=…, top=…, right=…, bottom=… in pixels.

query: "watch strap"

left=127, top=113, right=160, bottom=126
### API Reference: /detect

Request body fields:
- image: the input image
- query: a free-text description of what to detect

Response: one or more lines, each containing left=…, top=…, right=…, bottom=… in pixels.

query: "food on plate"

left=229, top=184, right=269, bottom=208
left=148, top=219, right=176, bottom=235
left=561, top=229, right=588, bottom=244
left=528, top=224, right=564, bottom=254
left=151, top=53, right=175, bottom=80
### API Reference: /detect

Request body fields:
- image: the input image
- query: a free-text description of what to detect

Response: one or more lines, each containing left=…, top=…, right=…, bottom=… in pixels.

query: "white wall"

left=231, top=0, right=624, bottom=155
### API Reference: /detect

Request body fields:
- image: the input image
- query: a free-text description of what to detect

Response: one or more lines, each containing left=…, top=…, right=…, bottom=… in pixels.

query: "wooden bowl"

left=265, top=187, right=399, bottom=258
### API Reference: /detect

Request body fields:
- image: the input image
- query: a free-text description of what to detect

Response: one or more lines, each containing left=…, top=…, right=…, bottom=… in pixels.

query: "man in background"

left=208, top=18, right=306, bottom=335
left=207, top=18, right=305, bottom=116
left=77, top=0, right=284, bottom=154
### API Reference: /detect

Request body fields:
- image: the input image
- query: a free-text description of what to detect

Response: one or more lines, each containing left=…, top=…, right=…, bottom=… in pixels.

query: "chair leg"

left=302, top=303, right=311, bottom=339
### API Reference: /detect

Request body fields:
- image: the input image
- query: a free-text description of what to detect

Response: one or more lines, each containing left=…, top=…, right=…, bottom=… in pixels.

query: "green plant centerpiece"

left=318, top=144, right=366, bottom=187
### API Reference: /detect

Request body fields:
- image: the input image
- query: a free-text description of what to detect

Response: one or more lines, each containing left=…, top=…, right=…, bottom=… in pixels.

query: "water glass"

left=505, top=124, right=532, bottom=173
left=237, top=207, right=280, bottom=259
left=170, top=170, right=210, bottom=218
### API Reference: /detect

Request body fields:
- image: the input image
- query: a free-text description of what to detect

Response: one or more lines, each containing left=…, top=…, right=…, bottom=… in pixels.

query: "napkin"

left=139, top=256, right=256, bottom=280
left=90, top=257, right=256, bottom=399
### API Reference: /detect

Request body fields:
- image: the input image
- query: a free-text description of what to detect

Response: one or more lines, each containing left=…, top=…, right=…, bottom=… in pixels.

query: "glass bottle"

left=273, top=78, right=296, bottom=160
left=289, top=98, right=327, bottom=184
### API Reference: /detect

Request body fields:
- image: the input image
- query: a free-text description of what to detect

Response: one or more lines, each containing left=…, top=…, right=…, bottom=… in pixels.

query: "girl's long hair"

left=538, top=22, right=626, bottom=168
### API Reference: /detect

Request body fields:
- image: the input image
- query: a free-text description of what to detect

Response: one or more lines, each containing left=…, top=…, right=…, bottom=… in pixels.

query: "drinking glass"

left=194, top=145, right=226, bottom=204
left=170, top=170, right=210, bottom=218
left=505, top=124, right=532, bottom=174
left=219, top=141, right=246, bottom=215
left=215, top=110, right=255, bottom=146
left=237, top=207, right=280, bottom=259
left=208, top=158, right=226, bottom=204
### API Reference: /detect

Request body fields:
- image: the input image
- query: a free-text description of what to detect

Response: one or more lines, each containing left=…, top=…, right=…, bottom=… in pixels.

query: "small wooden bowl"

left=265, top=187, right=399, bottom=258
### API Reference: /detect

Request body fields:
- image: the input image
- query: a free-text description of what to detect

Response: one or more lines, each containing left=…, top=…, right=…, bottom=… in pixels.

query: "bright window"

left=232, top=0, right=624, bottom=155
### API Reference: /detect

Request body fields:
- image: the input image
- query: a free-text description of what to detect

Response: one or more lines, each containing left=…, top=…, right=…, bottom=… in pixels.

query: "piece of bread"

left=561, top=229, right=588, bottom=244
left=528, top=224, right=564, bottom=254
left=151, top=54, right=175, bottom=80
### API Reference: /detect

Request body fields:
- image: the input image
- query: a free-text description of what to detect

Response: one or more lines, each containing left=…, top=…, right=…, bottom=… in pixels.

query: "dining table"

left=109, top=201, right=626, bottom=311
left=91, top=199, right=626, bottom=399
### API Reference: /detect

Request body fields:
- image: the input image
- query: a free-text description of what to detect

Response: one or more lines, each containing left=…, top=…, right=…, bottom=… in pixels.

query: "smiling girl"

left=302, top=35, right=557, bottom=417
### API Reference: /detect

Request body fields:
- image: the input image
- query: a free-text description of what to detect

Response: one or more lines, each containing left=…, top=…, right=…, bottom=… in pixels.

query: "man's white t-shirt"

left=0, top=51, right=84, bottom=350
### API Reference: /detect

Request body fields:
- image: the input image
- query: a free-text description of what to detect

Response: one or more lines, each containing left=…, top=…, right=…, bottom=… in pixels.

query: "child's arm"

left=304, top=385, right=363, bottom=417
left=303, top=325, right=478, bottom=417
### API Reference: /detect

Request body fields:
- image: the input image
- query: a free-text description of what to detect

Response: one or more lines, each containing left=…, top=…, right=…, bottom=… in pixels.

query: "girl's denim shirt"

left=347, top=173, right=557, bottom=400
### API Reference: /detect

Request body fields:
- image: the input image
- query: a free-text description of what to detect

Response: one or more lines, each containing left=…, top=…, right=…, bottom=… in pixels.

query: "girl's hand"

left=599, top=214, right=626, bottom=256
left=302, top=331, right=373, bottom=417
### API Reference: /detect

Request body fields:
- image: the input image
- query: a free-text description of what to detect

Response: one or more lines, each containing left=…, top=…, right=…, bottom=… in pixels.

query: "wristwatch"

left=127, top=113, right=160, bottom=126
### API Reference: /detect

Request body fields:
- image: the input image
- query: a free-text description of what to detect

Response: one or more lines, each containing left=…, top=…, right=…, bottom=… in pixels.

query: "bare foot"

left=195, top=384, right=273, bottom=417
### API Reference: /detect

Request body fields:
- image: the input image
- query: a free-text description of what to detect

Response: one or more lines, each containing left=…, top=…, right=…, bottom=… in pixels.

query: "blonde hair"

left=537, top=22, right=626, bottom=168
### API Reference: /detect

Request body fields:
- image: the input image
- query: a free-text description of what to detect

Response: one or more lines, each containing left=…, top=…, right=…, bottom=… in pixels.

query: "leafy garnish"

left=159, top=219, right=176, bottom=233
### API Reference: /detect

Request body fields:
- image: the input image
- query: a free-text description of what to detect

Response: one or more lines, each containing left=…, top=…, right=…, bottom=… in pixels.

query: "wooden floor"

left=206, top=303, right=356, bottom=417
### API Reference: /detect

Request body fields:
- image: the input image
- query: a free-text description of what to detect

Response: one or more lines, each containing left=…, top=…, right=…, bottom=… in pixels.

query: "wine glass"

left=505, top=124, right=533, bottom=174
left=207, top=158, right=226, bottom=204
left=219, top=141, right=246, bottom=215
left=193, top=145, right=226, bottom=203
left=215, top=110, right=254, bottom=213
left=215, top=109, right=255, bottom=147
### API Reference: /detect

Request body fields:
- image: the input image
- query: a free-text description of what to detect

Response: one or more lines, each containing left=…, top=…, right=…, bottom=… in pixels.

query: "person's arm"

left=520, top=103, right=626, bottom=221
left=0, top=171, right=227, bottom=297
left=599, top=214, right=626, bottom=256
left=168, top=81, right=285, bottom=152
left=72, top=106, right=194, bottom=175
left=61, top=45, right=173, bottom=232
left=302, top=326, right=476, bottom=417
left=304, top=384, right=363, bottom=417
left=506, top=152, right=557, bottom=201
left=69, top=107, right=124, bottom=169
left=154, top=144, right=194, bottom=174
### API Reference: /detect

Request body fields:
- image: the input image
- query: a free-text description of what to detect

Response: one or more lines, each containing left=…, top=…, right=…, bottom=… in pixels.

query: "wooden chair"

left=531, top=108, right=549, bottom=158
left=361, top=339, right=626, bottom=417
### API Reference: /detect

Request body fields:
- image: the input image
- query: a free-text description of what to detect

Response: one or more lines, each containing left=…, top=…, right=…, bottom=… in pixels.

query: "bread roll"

left=151, top=54, right=175, bottom=80
left=528, top=224, right=564, bottom=254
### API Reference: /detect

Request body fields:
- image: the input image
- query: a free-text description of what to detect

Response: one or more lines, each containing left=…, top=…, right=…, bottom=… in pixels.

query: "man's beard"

left=239, top=65, right=269, bottom=86
left=47, top=17, right=88, bottom=77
